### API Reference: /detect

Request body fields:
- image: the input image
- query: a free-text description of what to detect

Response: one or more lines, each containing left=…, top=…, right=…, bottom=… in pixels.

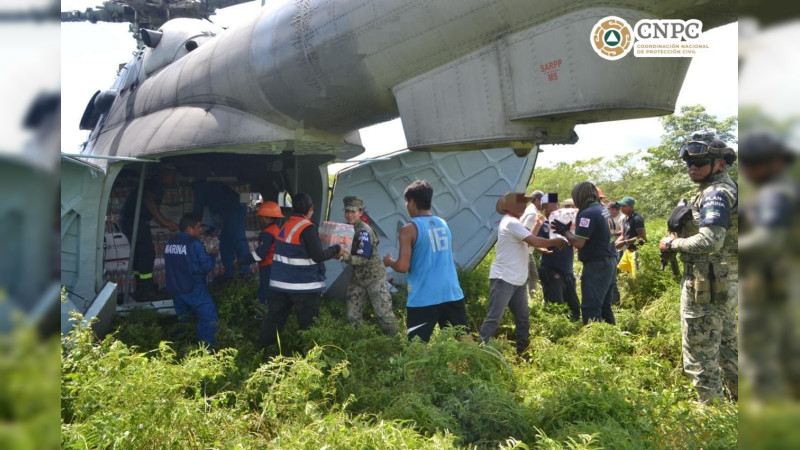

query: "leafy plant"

left=62, top=213, right=739, bottom=448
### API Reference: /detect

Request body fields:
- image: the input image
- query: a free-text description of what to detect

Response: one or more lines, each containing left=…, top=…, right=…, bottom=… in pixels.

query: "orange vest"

left=270, top=215, right=326, bottom=294
left=258, top=223, right=280, bottom=267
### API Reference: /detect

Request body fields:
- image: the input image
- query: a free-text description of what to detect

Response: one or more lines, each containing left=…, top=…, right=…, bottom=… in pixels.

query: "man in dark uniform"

left=193, top=180, right=254, bottom=281
left=164, top=213, right=219, bottom=346
left=536, top=193, right=581, bottom=321
left=556, top=181, right=617, bottom=325
left=120, top=163, right=179, bottom=300
left=616, top=196, right=646, bottom=277
left=258, top=193, right=341, bottom=348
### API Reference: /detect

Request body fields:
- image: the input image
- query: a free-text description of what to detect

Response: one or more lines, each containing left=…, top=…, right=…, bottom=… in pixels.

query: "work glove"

left=330, top=244, right=342, bottom=255
left=552, top=219, right=571, bottom=235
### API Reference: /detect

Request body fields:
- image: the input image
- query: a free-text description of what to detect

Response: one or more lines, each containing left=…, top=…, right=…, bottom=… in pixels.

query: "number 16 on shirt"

left=429, top=227, right=449, bottom=252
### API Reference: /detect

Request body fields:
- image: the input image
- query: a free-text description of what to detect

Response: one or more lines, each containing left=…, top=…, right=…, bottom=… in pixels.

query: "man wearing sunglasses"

left=659, top=130, right=738, bottom=405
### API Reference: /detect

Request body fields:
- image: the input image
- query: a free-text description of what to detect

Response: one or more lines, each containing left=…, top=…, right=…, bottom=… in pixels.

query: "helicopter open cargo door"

left=324, top=148, right=537, bottom=299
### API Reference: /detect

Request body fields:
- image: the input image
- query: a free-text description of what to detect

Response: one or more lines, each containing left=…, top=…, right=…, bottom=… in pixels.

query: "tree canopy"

left=529, top=105, right=738, bottom=219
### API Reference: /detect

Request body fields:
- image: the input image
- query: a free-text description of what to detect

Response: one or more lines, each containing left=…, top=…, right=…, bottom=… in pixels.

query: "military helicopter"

left=61, top=0, right=256, bottom=47
left=60, top=0, right=736, bottom=334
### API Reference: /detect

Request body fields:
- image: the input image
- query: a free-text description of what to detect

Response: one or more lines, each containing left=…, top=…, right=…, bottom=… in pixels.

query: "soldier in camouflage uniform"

left=339, top=196, right=399, bottom=336
left=659, top=131, right=738, bottom=404
left=738, top=133, right=800, bottom=401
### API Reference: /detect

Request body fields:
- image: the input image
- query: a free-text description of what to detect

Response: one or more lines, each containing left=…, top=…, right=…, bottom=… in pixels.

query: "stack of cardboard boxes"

left=103, top=176, right=261, bottom=291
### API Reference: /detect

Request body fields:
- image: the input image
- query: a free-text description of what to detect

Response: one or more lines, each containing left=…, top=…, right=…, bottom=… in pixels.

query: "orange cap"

left=597, top=187, right=607, bottom=200
left=257, top=201, right=283, bottom=218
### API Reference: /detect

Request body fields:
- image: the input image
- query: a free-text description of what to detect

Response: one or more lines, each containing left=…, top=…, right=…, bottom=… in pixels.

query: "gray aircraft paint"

left=62, top=0, right=736, bottom=331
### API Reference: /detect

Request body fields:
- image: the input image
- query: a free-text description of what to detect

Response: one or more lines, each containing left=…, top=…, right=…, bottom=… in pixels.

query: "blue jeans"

left=219, top=204, right=252, bottom=277
left=173, top=284, right=219, bottom=346
left=580, top=257, right=617, bottom=325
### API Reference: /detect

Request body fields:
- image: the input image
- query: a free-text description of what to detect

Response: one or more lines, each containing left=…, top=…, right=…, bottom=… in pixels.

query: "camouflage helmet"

left=343, top=196, right=364, bottom=211
left=679, top=129, right=737, bottom=165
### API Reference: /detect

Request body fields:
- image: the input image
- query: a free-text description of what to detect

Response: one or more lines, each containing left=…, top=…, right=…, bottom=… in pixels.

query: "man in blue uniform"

left=383, top=180, right=468, bottom=342
left=120, top=163, right=179, bottom=300
left=537, top=193, right=581, bottom=321
left=193, top=180, right=255, bottom=281
left=556, top=181, right=617, bottom=325
left=258, top=193, right=341, bottom=348
left=164, top=213, right=219, bottom=346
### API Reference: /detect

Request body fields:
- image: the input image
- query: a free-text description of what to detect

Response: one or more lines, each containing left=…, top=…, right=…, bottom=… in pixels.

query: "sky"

left=60, top=1, right=738, bottom=168
left=0, top=0, right=59, bottom=153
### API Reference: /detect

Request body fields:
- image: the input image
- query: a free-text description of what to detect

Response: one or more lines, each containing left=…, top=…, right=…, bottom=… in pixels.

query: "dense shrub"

left=62, top=221, right=739, bottom=448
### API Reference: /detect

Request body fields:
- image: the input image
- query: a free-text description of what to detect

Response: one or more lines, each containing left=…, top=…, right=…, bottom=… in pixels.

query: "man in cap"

left=339, top=196, right=399, bottom=336
left=555, top=181, right=618, bottom=325
left=659, top=130, right=738, bottom=404
left=480, top=193, right=567, bottom=354
left=120, top=162, right=179, bottom=301
left=536, top=193, right=580, bottom=321
left=520, top=190, right=545, bottom=293
left=738, top=132, right=800, bottom=402
left=616, top=196, right=646, bottom=277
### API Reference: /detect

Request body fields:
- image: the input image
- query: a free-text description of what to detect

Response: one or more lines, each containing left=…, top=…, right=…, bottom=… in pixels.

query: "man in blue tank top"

left=383, top=180, right=468, bottom=341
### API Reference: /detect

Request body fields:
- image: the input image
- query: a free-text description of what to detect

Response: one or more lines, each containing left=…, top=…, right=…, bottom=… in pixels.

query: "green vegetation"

left=61, top=220, right=738, bottom=448
left=59, top=106, right=746, bottom=448
left=531, top=105, right=737, bottom=218
left=2, top=326, right=60, bottom=449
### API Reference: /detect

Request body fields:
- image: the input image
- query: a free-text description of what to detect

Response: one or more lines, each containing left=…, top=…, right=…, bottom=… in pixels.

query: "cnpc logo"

left=591, top=16, right=704, bottom=60
left=635, top=19, right=702, bottom=40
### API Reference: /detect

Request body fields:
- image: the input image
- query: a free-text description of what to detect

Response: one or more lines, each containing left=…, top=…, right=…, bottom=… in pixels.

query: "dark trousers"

left=258, top=291, right=321, bottom=348
left=539, top=266, right=581, bottom=321
left=121, top=223, right=155, bottom=276
left=219, top=204, right=252, bottom=277
left=122, top=223, right=156, bottom=296
left=257, top=265, right=272, bottom=304
left=406, top=299, right=468, bottom=342
left=580, top=257, right=617, bottom=325
left=480, top=279, right=530, bottom=353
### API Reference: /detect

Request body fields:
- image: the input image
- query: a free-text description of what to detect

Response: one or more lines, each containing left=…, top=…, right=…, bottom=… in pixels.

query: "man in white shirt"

left=480, top=193, right=567, bottom=354
left=520, top=190, right=544, bottom=293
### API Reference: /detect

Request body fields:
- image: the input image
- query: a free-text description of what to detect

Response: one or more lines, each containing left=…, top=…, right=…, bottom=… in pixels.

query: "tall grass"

left=61, top=222, right=738, bottom=448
